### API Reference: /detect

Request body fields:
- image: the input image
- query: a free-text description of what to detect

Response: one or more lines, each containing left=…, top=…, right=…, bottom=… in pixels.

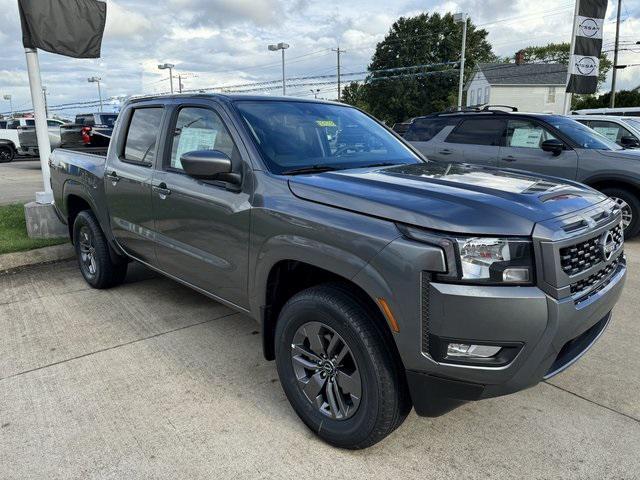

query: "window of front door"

left=588, top=120, right=633, bottom=145
left=505, top=119, right=558, bottom=149
left=168, top=107, right=238, bottom=171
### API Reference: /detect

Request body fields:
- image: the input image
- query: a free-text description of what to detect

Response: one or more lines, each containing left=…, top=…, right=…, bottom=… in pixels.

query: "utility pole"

left=268, top=43, right=290, bottom=96
left=454, top=13, right=468, bottom=110
left=88, top=77, right=103, bottom=111
left=178, top=74, right=183, bottom=93
left=332, top=47, right=344, bottom=102
left=610, top=0, right=622, bottom=108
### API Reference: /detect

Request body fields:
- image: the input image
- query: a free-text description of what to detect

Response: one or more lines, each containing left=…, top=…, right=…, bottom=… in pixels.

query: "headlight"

left=398, top=225, right=534, bottom=285
left=455, top=237, right=533, bottom=284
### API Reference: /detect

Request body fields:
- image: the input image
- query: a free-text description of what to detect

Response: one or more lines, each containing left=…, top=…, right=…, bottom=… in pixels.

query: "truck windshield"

left=622, top=118, right=640, bottom=131
left=548, top=116, right=622, bottom=151
left=235, top=101, right=421, bottom=174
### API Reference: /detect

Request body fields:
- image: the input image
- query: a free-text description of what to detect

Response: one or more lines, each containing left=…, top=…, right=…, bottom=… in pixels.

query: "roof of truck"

left=127, top=93, right=341, bottom=106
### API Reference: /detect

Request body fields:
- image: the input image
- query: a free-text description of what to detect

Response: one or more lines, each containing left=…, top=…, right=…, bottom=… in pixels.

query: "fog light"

left=502, top=268, right=530, bottom=283
left=447, top=343, right=502, bottom=358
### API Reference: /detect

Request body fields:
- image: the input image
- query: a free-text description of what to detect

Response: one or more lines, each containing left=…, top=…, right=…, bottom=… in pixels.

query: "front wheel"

left=275, top=284, right=411, bottom=449
left=601, top=187, right=640, bottom=239
left=73, top=210, right=128, bottom=289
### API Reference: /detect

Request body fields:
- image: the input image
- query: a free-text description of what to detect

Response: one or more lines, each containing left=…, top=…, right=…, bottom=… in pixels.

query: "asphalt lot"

left=0, top=157, right=43, bottom=205
left=0, top=240, right=638, bottom=479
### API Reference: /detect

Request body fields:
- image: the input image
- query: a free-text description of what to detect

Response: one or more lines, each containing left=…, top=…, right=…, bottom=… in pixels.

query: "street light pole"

left=3, top=95, right=12, bottom=116
left=88, top=77, right=103, bottom=111
left=158, top=63, right=175, bottom=94
left=610, top=0, right=622, bottom=108
left=454, top=12, right=468, bottom=110
left=268, top=43, right=290, bottom=95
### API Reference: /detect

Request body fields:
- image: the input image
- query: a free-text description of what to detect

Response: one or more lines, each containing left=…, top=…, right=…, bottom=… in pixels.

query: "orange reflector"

left=377, top=298, right=400, bottom=333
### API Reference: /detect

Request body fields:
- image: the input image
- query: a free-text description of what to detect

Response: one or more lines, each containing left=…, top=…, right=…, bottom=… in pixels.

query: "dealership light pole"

left=268, top=42, right=290, bottom=95
left=3, top=94, right=13, bottom=117
left=454, top=12, right=468, bottom=110
left=158, top=63, right=175, bottom=94
left=88, top=76, right=103, bottom=111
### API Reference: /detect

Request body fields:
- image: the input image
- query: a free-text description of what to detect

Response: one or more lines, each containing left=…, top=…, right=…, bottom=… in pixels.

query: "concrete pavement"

left=0, top=241, right=639, bottom=479
left=0, top=157, right=43, bottom=205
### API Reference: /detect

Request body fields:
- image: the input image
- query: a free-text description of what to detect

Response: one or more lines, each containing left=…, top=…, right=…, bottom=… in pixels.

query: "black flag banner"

left=18, top=0, right=107, bottom=59
left=566, top=0, right=608, bottom=94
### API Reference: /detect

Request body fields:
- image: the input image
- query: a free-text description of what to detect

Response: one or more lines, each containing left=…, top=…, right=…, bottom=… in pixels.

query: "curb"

left=0, top=243, right=75, bottom=275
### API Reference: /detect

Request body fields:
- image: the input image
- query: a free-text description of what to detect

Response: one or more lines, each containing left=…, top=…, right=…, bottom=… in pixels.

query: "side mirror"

left=620, top=136, right=640, bottom=149
left=541, top=139, right=565, bottom=156
left=180, top=150, right=240, bottom=184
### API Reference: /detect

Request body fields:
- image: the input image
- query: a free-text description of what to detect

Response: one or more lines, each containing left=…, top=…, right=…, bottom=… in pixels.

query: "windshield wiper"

left=281, top=165, right=341, bottom=175
left=360, top=162, right=397, bottom=169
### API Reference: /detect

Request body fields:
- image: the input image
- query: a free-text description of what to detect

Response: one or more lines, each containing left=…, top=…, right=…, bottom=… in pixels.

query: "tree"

left=574, top=90, right=640, bottom=110
left=520, top=42, right=612, bottom=86
left=341, top=82, right=369, bottom=111
left=342, top=13, right=495, bottom=124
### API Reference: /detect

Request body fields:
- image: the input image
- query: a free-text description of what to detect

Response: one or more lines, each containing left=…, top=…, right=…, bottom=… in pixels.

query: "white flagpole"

left=24, top=47, right=53, bottom=204
left=564, top=0, right=581, bottom=115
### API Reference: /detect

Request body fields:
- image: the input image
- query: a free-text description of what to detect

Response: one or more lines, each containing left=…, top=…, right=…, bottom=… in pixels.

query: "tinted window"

left=0, top=121, right=6, bottom=129
left=169, top=107, right=237, bottom=171
left=97, top=114, right=118, bottom=127
left=505, top=119, right=558, bottom=149
left=235, top=101, right=420, bottom=174
left=26, top=119, right=35, bottom=126
left=47, top=120, right=61, bottom=127
left=405, top=117, right=459, bottom=142
left=76, top=114, right=95, bottom=126
left=7, top=120, right=19, bottom=129
left=445, top=118, right=505, bottom=146
left=124, top=108, right=163, bottom=165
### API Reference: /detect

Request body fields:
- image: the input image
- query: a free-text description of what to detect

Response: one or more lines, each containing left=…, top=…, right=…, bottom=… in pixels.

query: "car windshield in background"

left=549, top=116, right=622, bottom=151
left=622, top=118, right=640, bottom=131
left=98, top=114, right=118, bottom=127
left=234, top=101, right=421, bottom=174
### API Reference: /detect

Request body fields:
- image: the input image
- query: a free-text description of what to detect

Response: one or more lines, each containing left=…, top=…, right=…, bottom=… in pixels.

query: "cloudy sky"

left=0, top=0, right=638, bottom=117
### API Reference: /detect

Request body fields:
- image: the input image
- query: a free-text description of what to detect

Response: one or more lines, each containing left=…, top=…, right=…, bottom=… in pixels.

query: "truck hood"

left=288, top=162, right=607, bottom=236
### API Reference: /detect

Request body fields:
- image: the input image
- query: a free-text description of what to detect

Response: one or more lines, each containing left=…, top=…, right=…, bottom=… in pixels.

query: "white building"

left=465, top=59, right=570, bottom=114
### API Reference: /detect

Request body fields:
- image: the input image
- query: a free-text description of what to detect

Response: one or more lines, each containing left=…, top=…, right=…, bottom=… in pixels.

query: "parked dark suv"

left=405, top=106, right=640, bottom=238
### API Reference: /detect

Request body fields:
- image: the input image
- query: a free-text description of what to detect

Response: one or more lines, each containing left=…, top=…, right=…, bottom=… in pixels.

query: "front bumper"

left=405, top=258, right=625, bottom=416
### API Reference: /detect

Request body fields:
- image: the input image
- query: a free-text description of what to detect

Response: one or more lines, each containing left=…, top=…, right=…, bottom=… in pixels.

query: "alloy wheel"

left=611, top=197, right=633, bottom=230
left=78, top=226, right=98, bottom=277
left=290, top=321, right=362, bottom=420
left=0, top=149, right=11, bottom=162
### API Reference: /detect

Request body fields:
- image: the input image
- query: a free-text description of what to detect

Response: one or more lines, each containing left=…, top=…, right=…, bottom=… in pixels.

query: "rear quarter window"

left=445, top=118, right=505, bottom=146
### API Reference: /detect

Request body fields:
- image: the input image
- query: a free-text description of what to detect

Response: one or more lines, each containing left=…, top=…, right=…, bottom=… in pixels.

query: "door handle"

left=153, top=183, right=172, bottom=199
left=502, top=157, right=517, bottom=162
left=107, top=171, right=120, bottom=184
left=439, top=149, right=453, bottom=155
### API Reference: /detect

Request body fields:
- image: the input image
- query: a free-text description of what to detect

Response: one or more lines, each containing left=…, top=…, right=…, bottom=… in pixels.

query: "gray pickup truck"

left=50, top=94, right=626, bottom=449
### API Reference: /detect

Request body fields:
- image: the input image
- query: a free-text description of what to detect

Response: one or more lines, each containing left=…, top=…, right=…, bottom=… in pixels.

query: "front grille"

left=560, top=223, right=623, bottom=276
left=571, top=257, right=621, bottom=298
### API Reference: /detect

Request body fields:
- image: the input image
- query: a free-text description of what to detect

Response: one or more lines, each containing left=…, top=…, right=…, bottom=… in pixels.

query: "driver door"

left=498, top=119, right=578, bottom=179
left=151, top=102, right=252, bottom=308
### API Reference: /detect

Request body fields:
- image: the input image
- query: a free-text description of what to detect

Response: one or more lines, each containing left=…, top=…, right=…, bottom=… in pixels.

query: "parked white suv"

left=571, top=115, right=640, bottom=149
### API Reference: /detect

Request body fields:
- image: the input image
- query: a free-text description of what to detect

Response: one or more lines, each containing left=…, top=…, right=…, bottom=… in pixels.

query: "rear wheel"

left=73, top=210, right=128, bottom=289
left=275, top=284, right=411, bottom=449
left=601, top=187, right=640, bottom=239
left=0, top=145, right=14, bottom=163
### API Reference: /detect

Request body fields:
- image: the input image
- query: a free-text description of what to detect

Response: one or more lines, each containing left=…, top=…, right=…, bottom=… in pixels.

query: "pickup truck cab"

left=51, top=95, right=626, bottom=449
left=59, top=112, right=118, bottom=150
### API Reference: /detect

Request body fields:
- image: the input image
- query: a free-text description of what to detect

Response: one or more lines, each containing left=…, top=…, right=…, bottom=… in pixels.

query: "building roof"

left=466, top=63, right=568, bottom=89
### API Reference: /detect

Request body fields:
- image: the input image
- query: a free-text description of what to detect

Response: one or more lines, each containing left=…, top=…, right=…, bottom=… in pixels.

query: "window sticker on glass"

left=316, top=120, right=337, bottom=127
left=510, top=128, right=543, bottom=148
left=174, top=128, right=218, bottom=169
left=592, top=127, right=619, bottom=143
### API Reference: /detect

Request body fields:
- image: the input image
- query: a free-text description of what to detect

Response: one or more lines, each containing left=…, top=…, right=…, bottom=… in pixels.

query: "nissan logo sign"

left=579, top=18, right=600, bottom=38
left=599, top=230, right=617, bottom=262
left=575, top=57, right=597, bottom=76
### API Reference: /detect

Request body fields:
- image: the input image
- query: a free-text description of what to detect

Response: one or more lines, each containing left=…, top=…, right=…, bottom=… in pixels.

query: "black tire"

left=0, top=145, right=14, bottom=163
left=73, top=210, right=128, bottom=289
left=601, top=187, right=640, bottom=239
left=275, top=283, right=411, bottom=449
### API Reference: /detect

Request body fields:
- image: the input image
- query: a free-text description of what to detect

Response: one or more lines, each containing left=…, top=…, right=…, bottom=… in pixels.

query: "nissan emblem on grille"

left=599, top=230, right=617, bottom=261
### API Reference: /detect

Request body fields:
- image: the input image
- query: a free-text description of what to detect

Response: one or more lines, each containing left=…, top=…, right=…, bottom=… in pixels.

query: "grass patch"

left=0, top=203, right=67, bottom=255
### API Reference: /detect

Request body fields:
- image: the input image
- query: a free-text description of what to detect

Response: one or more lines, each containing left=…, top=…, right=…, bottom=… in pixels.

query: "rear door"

left=443, top=117, right=505, bottom=166
left=151, top=101, right=252, bottom=308
left=104, top=104, right=165, bottom=264
left=498, top=118, right=578, bottom=179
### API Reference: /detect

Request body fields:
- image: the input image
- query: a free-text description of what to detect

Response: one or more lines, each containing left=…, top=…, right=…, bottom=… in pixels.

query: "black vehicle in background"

left=60, top=112, right=118, bottom=151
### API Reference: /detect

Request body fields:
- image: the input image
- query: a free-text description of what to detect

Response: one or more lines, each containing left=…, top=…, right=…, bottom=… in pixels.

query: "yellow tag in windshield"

left=316, top=120, right=337, bottom=127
